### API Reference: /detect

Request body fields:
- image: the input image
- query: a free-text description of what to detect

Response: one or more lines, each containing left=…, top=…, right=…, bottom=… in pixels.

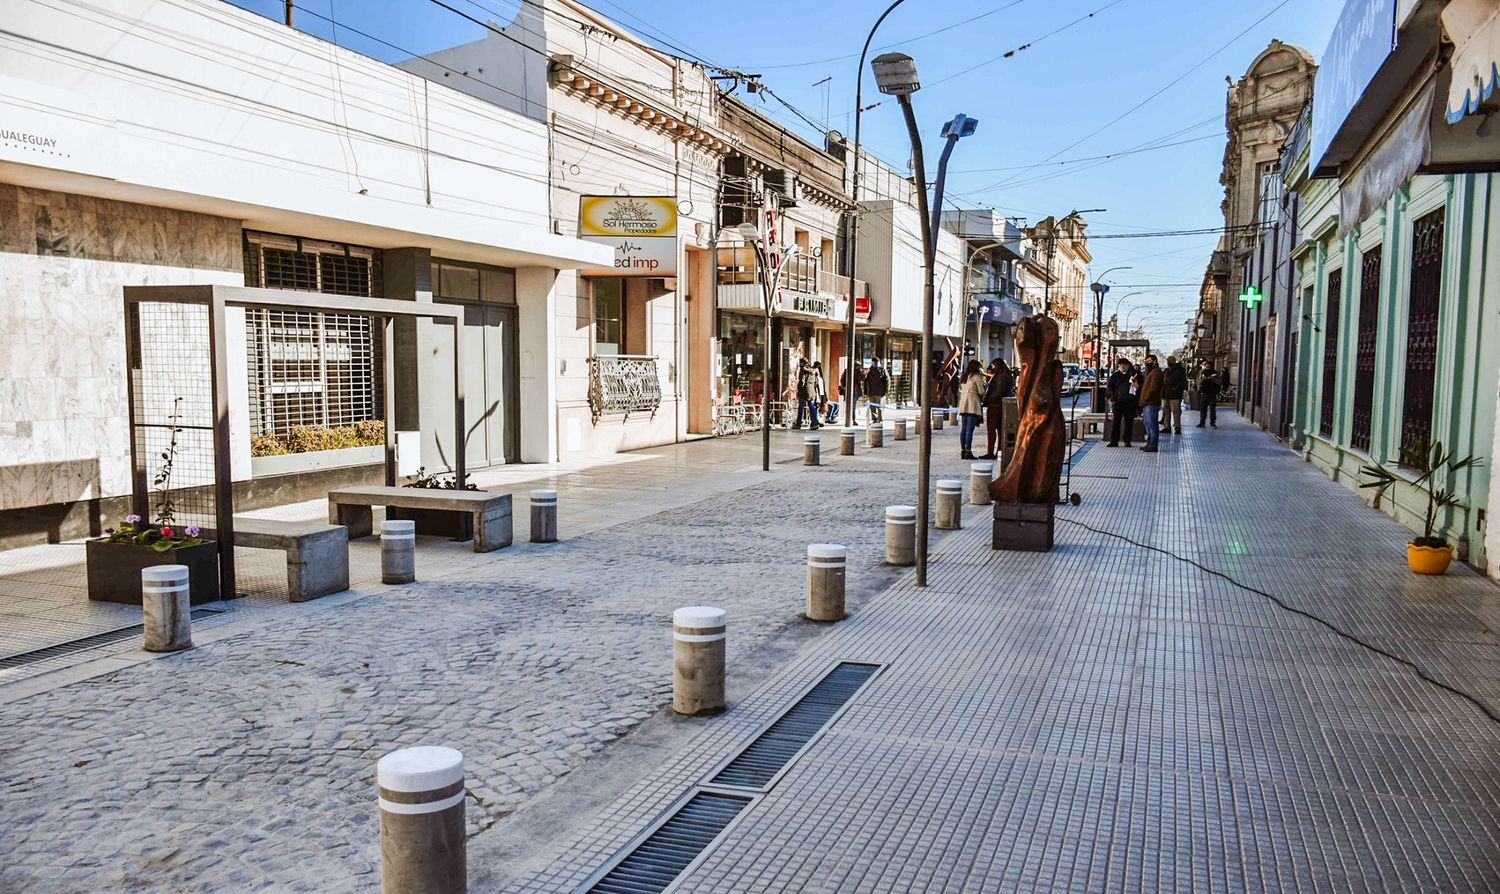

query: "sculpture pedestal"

left=992, top=502, right=1054, bottom=552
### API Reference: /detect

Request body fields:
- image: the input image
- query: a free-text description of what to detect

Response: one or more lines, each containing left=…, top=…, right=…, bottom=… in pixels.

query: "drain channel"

left=0, top=609, right=224, bottom=670
left=708, top=661, right=880, bottom=791
left=584, top=791, right=751, bottom=894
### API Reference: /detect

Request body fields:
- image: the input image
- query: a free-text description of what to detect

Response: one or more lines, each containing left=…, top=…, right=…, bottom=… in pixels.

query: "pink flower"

left=160, top=526, right=174, bottom=537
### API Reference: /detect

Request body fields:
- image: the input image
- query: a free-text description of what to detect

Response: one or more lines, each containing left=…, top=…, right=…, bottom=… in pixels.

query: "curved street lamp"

left=842, top=0, right=914, bottom=428
left=737, top=221, right=802, bottom=472
left=873, top=50, right=977, bottom=589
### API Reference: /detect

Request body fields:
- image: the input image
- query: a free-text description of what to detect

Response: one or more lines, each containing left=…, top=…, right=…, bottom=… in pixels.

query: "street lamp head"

left=941, top=113, right=978, bottom=139
left=785, top=245, right=802, bottom=259
left=871, top=52, right=920, bottom=96
left=1090, top=282, right=1109, bottom=295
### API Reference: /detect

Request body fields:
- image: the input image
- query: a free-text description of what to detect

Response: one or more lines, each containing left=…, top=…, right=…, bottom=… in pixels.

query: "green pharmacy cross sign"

left=1239, top=285, right=1264, bottom=309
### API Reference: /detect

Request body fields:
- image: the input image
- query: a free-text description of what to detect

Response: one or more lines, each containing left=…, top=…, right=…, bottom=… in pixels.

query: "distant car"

left=1061, top=363, right=1081, bottom=394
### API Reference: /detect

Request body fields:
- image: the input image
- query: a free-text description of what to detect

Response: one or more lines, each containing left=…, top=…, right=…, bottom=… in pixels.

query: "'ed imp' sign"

left=578, top=196, right=678, bottom=276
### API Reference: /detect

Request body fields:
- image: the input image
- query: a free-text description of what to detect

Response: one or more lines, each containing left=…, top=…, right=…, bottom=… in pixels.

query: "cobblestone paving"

left=500, top=414, right=1500, bottom=893
left=0, top=432, right=923, bottom=893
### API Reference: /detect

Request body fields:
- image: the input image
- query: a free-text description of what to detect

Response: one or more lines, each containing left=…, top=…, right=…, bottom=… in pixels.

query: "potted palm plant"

left=87, top=399, right=219, bottom=603
left=1360, top=439, right=1482, bottom=575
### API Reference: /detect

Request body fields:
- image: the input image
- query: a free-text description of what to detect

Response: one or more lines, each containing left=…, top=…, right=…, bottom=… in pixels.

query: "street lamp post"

left=872, top=51, right=976, bottom=588
left=843, top=0, right=913, bottom=428
left=1089, top=266, right=1131, bottom=408
left=737, top=222, right=801, bottom=473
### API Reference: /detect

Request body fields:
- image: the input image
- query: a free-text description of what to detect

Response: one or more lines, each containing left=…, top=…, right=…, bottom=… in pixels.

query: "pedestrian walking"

left=863, top=359, right=889, bottom=424
left=1162, top=355, right=1188, bottom=435
left=793, top=358, right=821, bottom=430
left=1196, top=360, right=1221, bottom=429
left=980, top=357, right=1013, bottom=460
left=1106, top=358, right=1138, bottom=447
left=957, top=360, right=985, bottom=460
left=1138, top=354, right=1163, bottom=452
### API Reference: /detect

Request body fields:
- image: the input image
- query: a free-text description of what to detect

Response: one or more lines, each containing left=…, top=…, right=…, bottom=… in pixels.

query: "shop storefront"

left=887, top=335, right=916, bottom=407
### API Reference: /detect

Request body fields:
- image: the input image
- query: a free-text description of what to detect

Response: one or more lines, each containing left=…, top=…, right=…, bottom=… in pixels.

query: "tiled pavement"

left=495, top=412, right=1500, bottom=893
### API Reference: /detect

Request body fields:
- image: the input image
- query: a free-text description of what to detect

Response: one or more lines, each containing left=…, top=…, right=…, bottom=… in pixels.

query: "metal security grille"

left=1401, top=209, right=1444, bottom=459
left=1320, top=269, right=1341, bottom=438
left=585, top=792, right=751, bottom=894
left=709, top=662, right=880, bottom=790
left=243, top=232, right=383, bottom=439
left=1350, top=247, right=1382, bottom=452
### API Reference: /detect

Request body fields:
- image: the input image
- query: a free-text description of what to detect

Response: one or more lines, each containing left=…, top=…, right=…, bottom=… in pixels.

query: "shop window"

left=593, top=278, right=624, bottom=355
left=1320, top=269, right=1340, bottom=438
left=1350, top=246, right=1382, bottom=452
left=242, top=231, right=383, bottom=445
left=1400, top=209, right=1444, bottom=460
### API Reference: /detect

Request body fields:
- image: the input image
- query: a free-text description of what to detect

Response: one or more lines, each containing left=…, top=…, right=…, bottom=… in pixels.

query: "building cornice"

left=548, top=57, right=729, bottom=156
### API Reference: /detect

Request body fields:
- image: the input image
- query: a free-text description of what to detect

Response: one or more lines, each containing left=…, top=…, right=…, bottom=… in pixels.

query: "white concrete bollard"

left=936, top=479, right=964, bottom=530
left=866, top=423, right=884, bottom=448
left=970, top=462, right=995, bottom=506
left=884, top=505, right=916, bottom=566
left=377, top=745, right=466, bottom=894
left=806, top=544, right=847, bottom=622
left=529, top=489, right=558, bottom=543
left=381, top=519, right=416, bottom=584
left=804, top=435, right=821, bottom=466
left=894, top=418, right=908, bottom=441
left=840, top=428, right=857, bottom=456
left=141, top=565, right=191, bottom=652
left=673, top=606, right=726, bottom=715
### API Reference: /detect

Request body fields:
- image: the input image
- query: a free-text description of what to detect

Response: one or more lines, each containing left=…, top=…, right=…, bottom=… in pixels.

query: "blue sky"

left=232, top=0, right=1346, bottom=350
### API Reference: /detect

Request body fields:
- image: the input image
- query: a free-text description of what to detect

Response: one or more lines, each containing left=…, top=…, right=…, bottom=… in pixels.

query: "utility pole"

left=284, top=0, right=293, bottom=26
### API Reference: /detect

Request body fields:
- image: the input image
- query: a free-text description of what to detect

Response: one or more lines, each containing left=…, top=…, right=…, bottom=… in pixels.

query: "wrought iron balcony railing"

left=588, top=355, right=663, bottom=423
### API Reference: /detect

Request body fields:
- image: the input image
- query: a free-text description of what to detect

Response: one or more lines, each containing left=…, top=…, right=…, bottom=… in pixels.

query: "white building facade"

left=0, top=0, right=608, bottom=546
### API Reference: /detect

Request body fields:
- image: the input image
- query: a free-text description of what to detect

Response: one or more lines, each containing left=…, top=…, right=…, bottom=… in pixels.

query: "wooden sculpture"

left=991, top=316, right=1066, bottom=504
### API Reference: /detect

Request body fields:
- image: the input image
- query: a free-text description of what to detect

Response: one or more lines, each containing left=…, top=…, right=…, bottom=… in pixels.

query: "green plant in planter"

left=102, top=397, right=206, bottom=552
left=1359, top=438, right=1482, bottom=548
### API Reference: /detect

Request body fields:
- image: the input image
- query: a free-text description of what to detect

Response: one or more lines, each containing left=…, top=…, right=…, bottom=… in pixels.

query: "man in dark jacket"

left=980, top=358, right=1014, bottom=460
left=1162, top=356, right=1188, bottom=435
left=863, top=360, right=889, bottom=423
left=1138, top=354, right=1164, bottom=452
left=1196, top=360, right=1221, bottom=429
left=1106, top=357, right=1138, bottom=447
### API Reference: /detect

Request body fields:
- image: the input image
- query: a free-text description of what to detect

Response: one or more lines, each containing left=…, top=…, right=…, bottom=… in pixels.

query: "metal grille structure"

left=244, top=232, right=384, bottom=440
left=588, top=355, right=663, bottom=423
left=127, top=301, right=220, bottom=536
left=1351, top=247, right=1382, bottom=452
left=1401, top=209, right=1444, bottom=459
left=1320, top=269, right=1341, bottom=438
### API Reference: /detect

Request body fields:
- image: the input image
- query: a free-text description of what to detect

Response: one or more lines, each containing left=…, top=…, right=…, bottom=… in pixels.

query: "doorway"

left=460, top=304, right=520, bottom=468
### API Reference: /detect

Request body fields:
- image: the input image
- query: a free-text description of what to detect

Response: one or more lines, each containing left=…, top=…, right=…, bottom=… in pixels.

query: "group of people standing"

left=956, top=358, right=1015, bottom=461
left=790, top=357, right=892, bottom=430
left=1105, top=355, right=1228, bottom=451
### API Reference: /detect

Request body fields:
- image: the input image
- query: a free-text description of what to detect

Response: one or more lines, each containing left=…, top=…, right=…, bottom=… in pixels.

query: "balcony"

left=588, top=355, right=662, bottom=423
left=716, top=248, right=867, bottom=319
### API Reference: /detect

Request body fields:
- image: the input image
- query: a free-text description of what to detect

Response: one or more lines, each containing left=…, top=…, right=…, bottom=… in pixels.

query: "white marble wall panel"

left=0, top=185, right=241, bottom=512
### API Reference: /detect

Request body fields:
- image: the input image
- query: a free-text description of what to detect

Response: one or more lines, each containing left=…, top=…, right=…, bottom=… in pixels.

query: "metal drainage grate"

left=585, top=791, right=751, bottom=894
left=0, top=609, right=224, bottom=670
left=709, top=661, right=880, bottom=791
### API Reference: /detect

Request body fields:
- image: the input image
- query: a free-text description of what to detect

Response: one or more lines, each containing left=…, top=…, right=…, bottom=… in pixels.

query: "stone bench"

left=1071, top=413, right=1107, bottom=440
left=233, top=518, right=349, bottom=602
left=328, top=486, right=513, bottom=553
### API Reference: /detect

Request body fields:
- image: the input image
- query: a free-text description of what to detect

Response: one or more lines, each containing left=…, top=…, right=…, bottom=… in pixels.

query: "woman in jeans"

left=957, top=360, right=985, bottom=460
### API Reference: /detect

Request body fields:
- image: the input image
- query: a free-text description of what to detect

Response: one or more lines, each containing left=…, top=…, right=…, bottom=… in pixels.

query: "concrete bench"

left=1071, top=413, right=1107, bottom=440
left=328, top=486, right=513, bottom=553
left=233, top=518, right=349, bottom=602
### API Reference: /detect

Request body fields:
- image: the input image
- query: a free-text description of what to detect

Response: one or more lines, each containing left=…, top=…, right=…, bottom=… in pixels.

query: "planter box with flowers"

left=87, top=397, right=220, bottom=604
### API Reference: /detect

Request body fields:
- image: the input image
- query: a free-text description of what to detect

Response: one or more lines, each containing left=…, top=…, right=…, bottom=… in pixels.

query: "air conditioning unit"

left=762, top=169, right=801, bottom=206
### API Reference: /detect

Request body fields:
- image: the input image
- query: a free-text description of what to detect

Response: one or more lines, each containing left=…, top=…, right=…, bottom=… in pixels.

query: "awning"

left=1444, top=0, right=1500, bottom=123
left=1339, top=83, right=1433, bottom=237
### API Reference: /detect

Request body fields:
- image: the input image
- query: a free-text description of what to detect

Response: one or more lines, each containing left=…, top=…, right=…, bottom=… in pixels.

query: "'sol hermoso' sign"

left=578, top=196, right=678, bottom=276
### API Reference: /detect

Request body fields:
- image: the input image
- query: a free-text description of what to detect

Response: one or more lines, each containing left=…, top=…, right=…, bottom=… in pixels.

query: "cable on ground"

left=1056, top=516, right=1500, bottom=726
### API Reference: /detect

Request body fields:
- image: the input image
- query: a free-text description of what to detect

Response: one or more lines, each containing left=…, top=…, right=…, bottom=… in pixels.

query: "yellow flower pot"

left=1407, top=543, right=1454, bottom=575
